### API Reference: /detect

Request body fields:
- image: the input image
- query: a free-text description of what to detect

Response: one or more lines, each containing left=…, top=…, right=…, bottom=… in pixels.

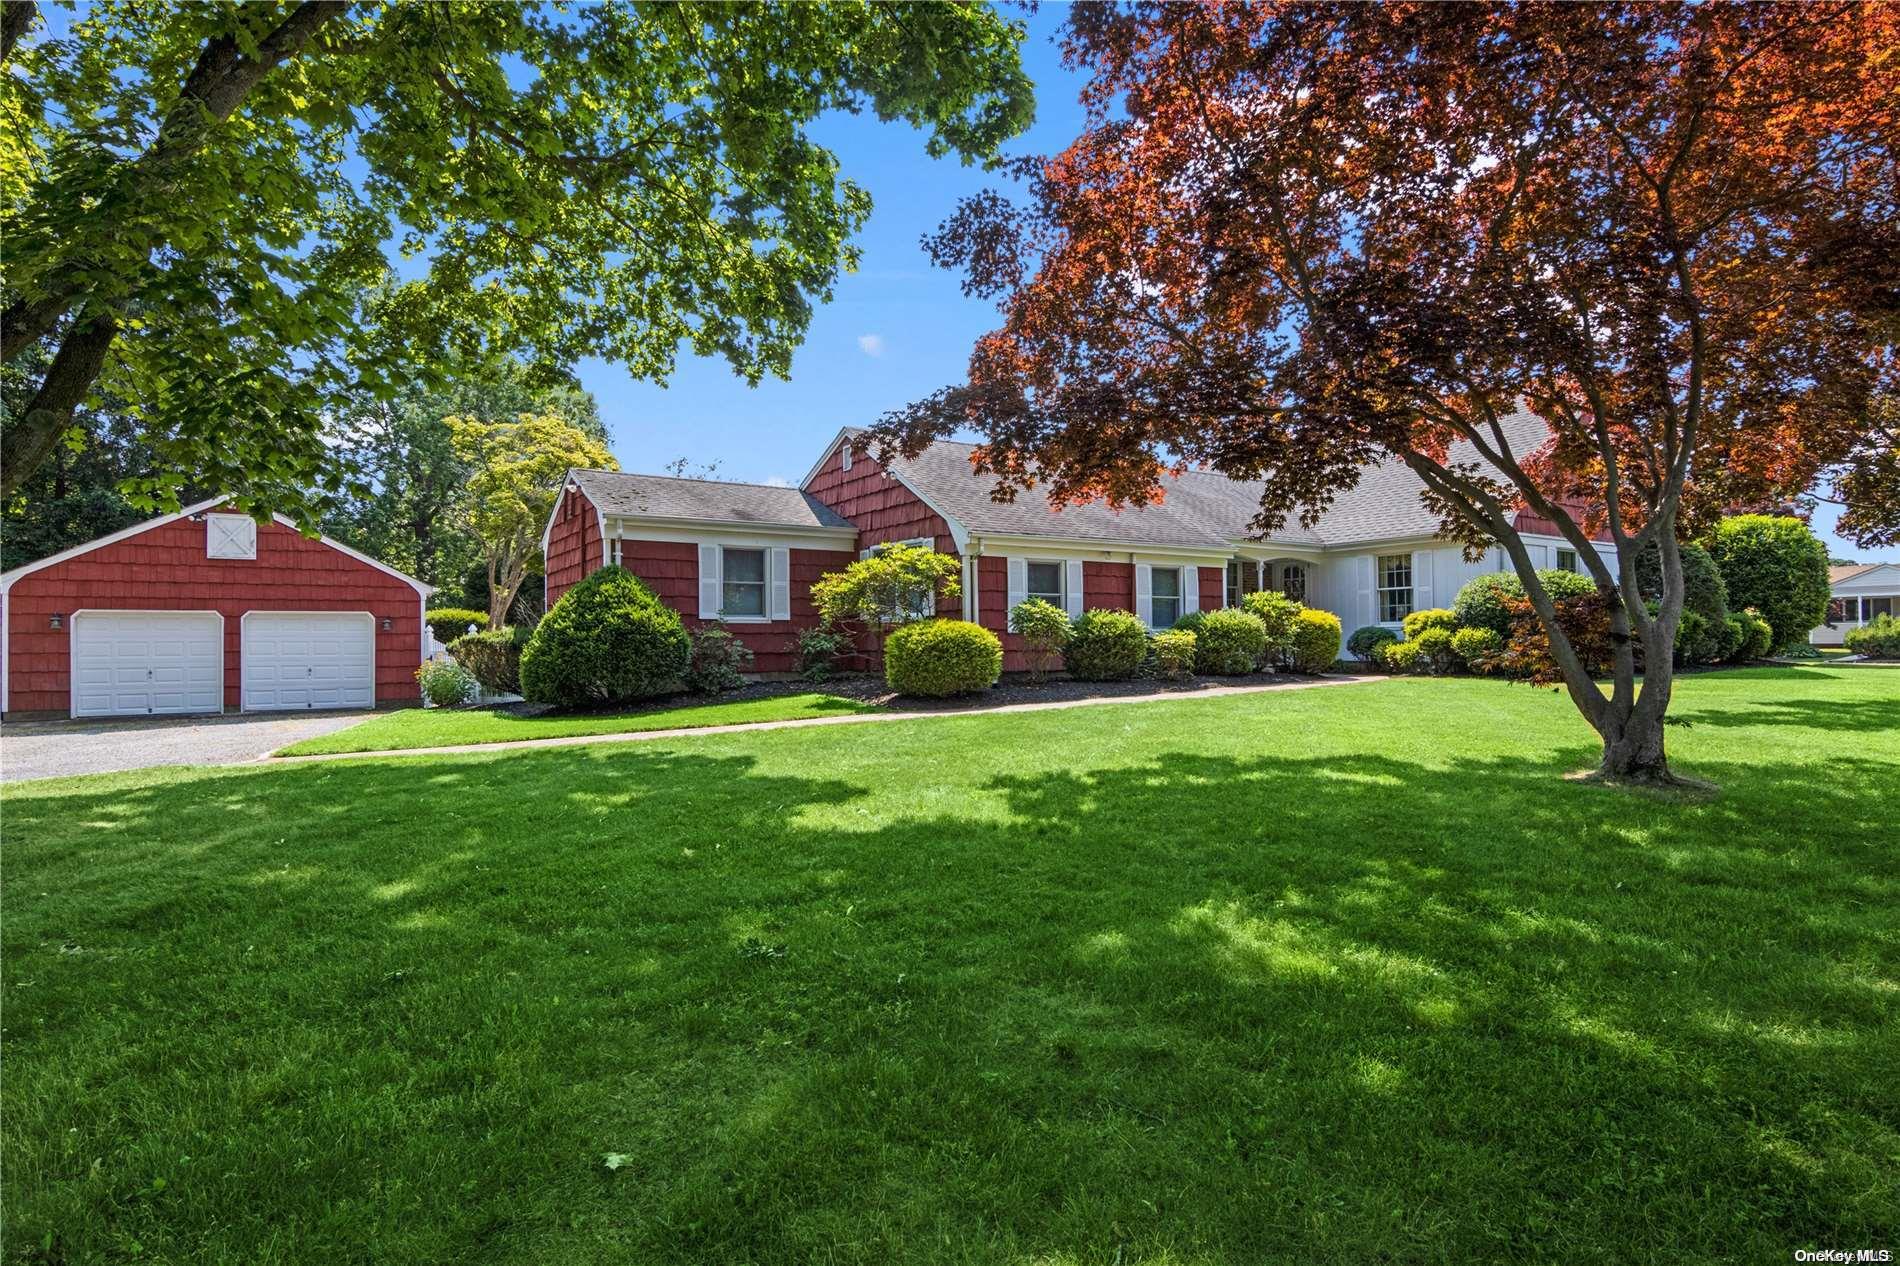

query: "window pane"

left=1872, top=597, right=1893, bottom=618
left=1376, top=553, right=1413, bottom=622
left=1151, top=567, right=1181, bottom=599
left=1026, top=561, right=1063, bottom=603
left=725, top=549, right=765, bottom=584
left=1281, top=564, right=1306, bottom=602
left=1557, top=549, right=1578, bottom=573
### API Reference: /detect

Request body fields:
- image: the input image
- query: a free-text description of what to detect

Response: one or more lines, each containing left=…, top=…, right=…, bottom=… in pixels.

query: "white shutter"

left=1135, top=563, right=1154, bottom=627
left=1357, top=555, right=1375, bottom=626
left=697, top=544, right=721, bottom=618
left=1064, top=560, right=1085, bottom=618
left=769, top=547, right=792, bottom=621
left=1182, top=566, right=1200, bottom=617
left=1415, top=551, right=1434, bottom=610
left=1006, top=557, right=1028, bottom=611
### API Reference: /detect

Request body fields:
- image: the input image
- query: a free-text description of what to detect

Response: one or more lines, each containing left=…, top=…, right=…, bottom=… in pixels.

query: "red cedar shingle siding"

left=1198, top=565, right=1224, bottom=613
left=805, top=445, right=954, bottom=553
left=1512, top=504, right=1614, bottom=543
left=4, top=515, right=422, bottom=714
left=545, top=485, right=602, bottom=608
left=619, top=539, right=857, bottom=674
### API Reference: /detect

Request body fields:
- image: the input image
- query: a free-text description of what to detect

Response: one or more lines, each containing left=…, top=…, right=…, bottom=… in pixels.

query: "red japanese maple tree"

left=881, top=2, right=1898, bottom=786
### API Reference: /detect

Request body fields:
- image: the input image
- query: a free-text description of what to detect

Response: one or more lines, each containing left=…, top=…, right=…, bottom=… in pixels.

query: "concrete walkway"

left=265, top=674, right=1385, bottom=766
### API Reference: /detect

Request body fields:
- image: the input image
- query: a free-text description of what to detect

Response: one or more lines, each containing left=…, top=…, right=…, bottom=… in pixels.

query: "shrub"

left=1712, top=613, right=1744, bottom=664
left=416, top=658, right=477, bottom=707
left=1009, top=598, right=1073, bottom=681
left=448, top=626, right=531, bottom=694
left=1634, top=539, right=1730, bottom=631
left=1193, top=608, right=1269, bottom=675
left=1171, top=610, right=1207, bottom=635
left=794, top=625, right=854, bottom=682
left=1732, top=608, right=1774, bottom=661
left=1401, top=607, right=1458, bottom=640
left=1152, top=629, right=1197, bottom=679
left=685, top=622, right=754, bottom=694
left=1706, top=514, right=1830, bottom=651
left=1497, top=589, right=1616, bottom=684
left=811, top=543, right=960, bottom=636
left=883, top=618, right=1001, bottom=696
left=520, top=565, right=691, bottom=707
left=1452, top=573, right=1522, bottom=637
left=1287, top=608, right=1342, bottom=674
left=1450, top=626, right=1504, bottom=673
left=1673, top=609, right=1711, bottom=667
left=1536, top=568, right=1599, bottom=604
left=1065, top=608, right=1150, bottom=680
left=1381, top=640, right=1426, bottom=674
left=425, top=607, right=488, bottom=643
left=1844, top=612, right=1900, bottom=659
left=1410, top=626, right=1458, bottom=674
left=1347, top=625, right=1399, bottom=662
left=1240, top=591, right=1302, bottom=658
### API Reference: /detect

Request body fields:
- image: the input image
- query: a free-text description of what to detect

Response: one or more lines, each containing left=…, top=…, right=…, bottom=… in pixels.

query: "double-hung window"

left=1377, top=554, right=1414, bottom=623
left=1026, top=561, right=1065, bottom=608
left=721, top=547, right=767, bottom=618
left=1225, top=560, right=1242, bottom=608
left=1151, top=566, right=1184, bottom=627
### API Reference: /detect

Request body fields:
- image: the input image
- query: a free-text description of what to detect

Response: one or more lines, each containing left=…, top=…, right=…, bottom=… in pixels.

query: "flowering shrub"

left=416, top=658, right=478, bottom=707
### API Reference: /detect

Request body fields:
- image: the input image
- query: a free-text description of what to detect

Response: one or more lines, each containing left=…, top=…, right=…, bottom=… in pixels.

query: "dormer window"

left=206, top=513, right=257, bottom=560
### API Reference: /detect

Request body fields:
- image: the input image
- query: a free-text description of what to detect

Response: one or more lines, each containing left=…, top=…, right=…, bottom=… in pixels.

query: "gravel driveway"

left=1, top=711, right=371, bottom=784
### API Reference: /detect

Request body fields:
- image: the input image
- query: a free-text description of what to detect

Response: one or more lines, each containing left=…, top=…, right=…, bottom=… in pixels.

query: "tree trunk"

left=1596, top=710, right=1672, bottom=783
left=0, top=315, right=116, bottom=500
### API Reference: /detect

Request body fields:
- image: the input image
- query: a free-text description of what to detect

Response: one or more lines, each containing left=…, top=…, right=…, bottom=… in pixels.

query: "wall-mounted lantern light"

left=380, top=617, right=393, bottom=632
left=48, top=613, right=63, bottom=630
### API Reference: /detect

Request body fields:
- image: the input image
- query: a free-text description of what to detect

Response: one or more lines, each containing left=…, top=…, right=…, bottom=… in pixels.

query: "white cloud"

left=857, top=333, right=885, bottom=357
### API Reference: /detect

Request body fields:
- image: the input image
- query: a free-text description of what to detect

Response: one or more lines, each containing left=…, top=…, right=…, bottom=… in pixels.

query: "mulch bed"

left=483, top=670, right=1348, bottom=723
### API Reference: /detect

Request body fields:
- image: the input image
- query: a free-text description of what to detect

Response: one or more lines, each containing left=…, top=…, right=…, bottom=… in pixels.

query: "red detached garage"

left=1, top=499, right=432, bottom=719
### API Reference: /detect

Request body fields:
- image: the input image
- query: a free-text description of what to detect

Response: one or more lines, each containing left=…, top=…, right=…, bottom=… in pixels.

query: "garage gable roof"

left=0, top=498, right=435, bottom=597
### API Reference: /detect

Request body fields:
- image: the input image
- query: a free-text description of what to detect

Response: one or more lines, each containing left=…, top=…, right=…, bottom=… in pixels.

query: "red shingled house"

left=544, top=412, right=1615, bottom=675
left=1, top=499, right=432, bottom=719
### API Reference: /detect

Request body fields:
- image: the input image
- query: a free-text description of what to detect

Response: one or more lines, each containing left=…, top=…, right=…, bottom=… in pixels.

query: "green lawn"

left=277, top=690, right=879, bottom=754
left=5, top=668, right=1896, bottom=1263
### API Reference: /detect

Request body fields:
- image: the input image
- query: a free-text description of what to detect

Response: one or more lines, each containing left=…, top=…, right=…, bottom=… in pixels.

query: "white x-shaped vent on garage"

left=206, top=513, right=257, bottom=560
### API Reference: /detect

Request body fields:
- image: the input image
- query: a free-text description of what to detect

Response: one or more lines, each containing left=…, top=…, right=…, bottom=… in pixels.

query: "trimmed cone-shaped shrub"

left=1347, top=625, right=1398, bottom=662
left=1066, top=608, right=1149, bottom=680
left=1706, top=515, right=1830, bottom=651
left=1194, top=608, right=1269, bottom=675
left=884, top=618, right=1001, bottom=696
left=520, top=565, right=691, bottom=707
left=1288, top=608, right=1342, bottom=673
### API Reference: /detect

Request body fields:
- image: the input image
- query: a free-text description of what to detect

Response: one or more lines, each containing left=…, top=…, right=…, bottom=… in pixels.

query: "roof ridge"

left=576, top=468, right=809, bottom=495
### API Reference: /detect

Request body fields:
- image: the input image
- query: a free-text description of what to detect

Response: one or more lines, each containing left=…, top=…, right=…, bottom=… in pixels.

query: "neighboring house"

left=1811, top=563, right=1900, bottom=647
left=0, top=498, right=432, bottom=719
left=546, top=411, right=1613, bottom=673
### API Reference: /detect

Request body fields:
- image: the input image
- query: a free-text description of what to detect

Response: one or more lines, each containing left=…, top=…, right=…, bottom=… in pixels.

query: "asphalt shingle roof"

left=570, top=469, right=853, bottom=531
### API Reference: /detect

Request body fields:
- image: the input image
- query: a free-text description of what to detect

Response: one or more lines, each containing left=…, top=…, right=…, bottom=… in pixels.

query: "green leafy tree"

left=0, top=2, right=1032, bottom=515
left=323, top=356, right=604, bottom=593
left=449, top=411, right=615, bottom=627
left=811, top=544, right=962, bottom=651
left=1705, top=515, right=1831, bottom=652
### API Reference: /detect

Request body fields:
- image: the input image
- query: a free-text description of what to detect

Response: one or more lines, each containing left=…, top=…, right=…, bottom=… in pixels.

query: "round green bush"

left=1713, top=613, right=1744, bottom=663
left=1450, top=626, right=1504, bottom=673
left=1634, top=539, right=1730, bottom=631
left=1452, top=573, right=1522, bottom=637
left=1065, top=608, right=1149, bottom=680
left=448, top=626, right=532, bottom=694
left=1287, top=607, right=1342, bottom=674
left=1673, top=609, right=1710, bottom=666
left=1170, top=610, right=1207, bottom=635
left=1706, top=515, right=1830, bottom=651
left=1151, top=629, right=1196, bottom=679
left=1380, top=640, right=1425, bottom=674
left=1240, top=591, right=1302, bottom=652
left=1193, top=608, right=1269, bottom=675
left=425, top=607, right=488, bottom=643
left=1401, top=607, right=1458, bottom=640
left=520, top=565, right=691, bottom=707
left=1732, top=608, right=1774, bottom=661
left=1347, top=625, right=1398, bottom=662
left=1410, top=626, right=1457, bottom=674
left=1537, top=568, right=1598, bottom=603
left=883, top=618, right=1002, bottom=697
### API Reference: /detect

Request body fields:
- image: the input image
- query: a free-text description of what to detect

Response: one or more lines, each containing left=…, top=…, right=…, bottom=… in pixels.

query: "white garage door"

left=71, top=611, right=223, bottom=718
left=242, top=612, right=375, bottom=712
